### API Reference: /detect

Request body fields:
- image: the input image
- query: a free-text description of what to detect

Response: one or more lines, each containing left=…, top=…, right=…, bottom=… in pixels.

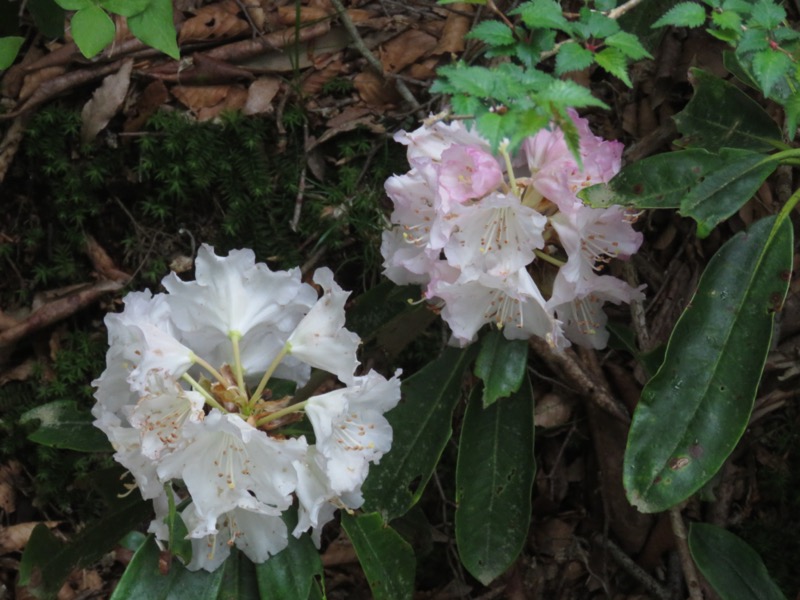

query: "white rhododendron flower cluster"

left=92, top=245, right=400, bottom=571
left=381, top=110, right=644, bottom=349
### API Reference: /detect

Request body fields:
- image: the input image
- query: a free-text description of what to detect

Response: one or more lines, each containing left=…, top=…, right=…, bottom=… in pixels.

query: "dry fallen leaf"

left=0, top=521, right=60, bottom=554
left=0, top=461, right=21, bottom=514
left=243, top=77, right=282, bottom=115
left=434, top=3, right=473, bottom=55
left=301, top=59, right=343, bottom=96
left=80, top=59, right=133, bottom=143
left=277, top=5, right=331, bottom=26
left=353, top=71, right=400, bottom=108
left=379, top=29, right=438, bottom=74
left=172, top=84, right=248, bottom=120
left=179, top=0, right=250, bottom=43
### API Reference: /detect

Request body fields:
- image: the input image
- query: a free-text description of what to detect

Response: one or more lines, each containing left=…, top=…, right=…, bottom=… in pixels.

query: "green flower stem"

left=229, top=332, right=247, bottom=395
left=248, top=344, right=290, bottom=408
left=255, top=400, right=308, bottom=427
left=776, top=185, right=800, bottom=228
left=534, top=248, right=566, bottom=268
left=190, top=353, right=228, bottom=388
left=182, top=372, right=227, bottom=412
left=498, top=140, right=518, bottom=195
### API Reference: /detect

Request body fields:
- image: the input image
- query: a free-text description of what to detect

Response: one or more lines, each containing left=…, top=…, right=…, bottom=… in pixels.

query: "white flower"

left=286, top=268, right=360, bottom=385
left=305, top=370, right=401, bottom=495
left=156, top=410, right=307, bottom=537
left=182, top=503, right=289, bottom=572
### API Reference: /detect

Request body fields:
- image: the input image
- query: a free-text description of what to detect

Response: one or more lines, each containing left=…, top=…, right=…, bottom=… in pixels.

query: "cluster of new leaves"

left=0, top=0, right=177, bottom=69
left=653, top=0, right=800, bottom=134
left=432, top=0, right=651, bottom=149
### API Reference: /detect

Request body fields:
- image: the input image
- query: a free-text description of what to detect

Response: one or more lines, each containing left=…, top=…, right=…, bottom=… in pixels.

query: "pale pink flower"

left=438, top=144, right=503, bottom=208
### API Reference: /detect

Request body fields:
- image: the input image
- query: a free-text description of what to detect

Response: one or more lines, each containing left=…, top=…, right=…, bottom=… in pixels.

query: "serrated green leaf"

left=575, top=7, right=619, bottom=38
left=341, top=512, right=415, bottom=600
left=721, top=0, right=754, bottom=13
left=554, top=41, right=594, bottom=75
left=536, top=78, right=607, bottom=109
left=674, top=69, right=783, bottom=151
left=128, top=0, right=179, bottom=59
left=466, top=20, right=515, bottom=46
left=21, top=491, right=151, bottom=600
left=362, top=346, right=477, bottom=519
left=580, top=148, right=723, bottom=209
left=784, top=89, right=800, bottom=138
left=71, top=5, right=115, bottom=58
left=0, top=36, right=24, bottom=69
left=515, top=30, right=557, bottom=67
left=680, top=149, right=776, bottom=237
left=652, top=2, right=706, bottom=28
left=689, top=523, right=788, bottom=600
left=736, top=27, right=770, bottom=53
left=711, top=9, right=742, bottom=32
left=605, top=31, right=653, bottom=60
left=435, top=63, right=496, bottom=98
left=455, top=377, right=534, bottom=585
left=623, top=215, right=793, bottom=513
left=751, top=49, right=792, bottom=97
left=594, top=47, right=632, bottom=86
left=474, top=329, right=529, bottom=407
left=511, top=0, right=571, bottom=33
left=748, top=0, right=785, bottom=29
left=476, top=111, right=505, bottom=148
left=20, top=400, right=112, bottom=452
left=439, top=0, right=487, bottom=3
left=101, top=0, right=152, bottom=17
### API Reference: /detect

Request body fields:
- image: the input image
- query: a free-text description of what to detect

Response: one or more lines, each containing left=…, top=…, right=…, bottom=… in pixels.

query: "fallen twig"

left=0, top=280, right=122, bottom=349
left=529, top=337, right=631, bottom=423
left=669, top=507, right=703, bottom=600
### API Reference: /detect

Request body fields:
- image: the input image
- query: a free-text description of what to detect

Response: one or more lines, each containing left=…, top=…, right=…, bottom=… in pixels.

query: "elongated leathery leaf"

left=21, top=400, right=111, bottom=452
left=474, top=329, right=528, bottom=407
left=674, top=69, right=783, bottom=152
left=111, top=537, right=228, bottom=600
left=624, top=215, right=792, bottom=513
left=689, top=523, right=787, bottom=600
left=341, top=512, right=415, bottom=600
left=363, top=346, right=477, bottom=520
left=681, top=148, right=777, bottom=238
left=580, top=148, right=724, bottom=209
left=256, top=510, right=323, bottom=600
left=455, top=375, right=535, bottom=585
left=21, top=491, right=151, bottom=600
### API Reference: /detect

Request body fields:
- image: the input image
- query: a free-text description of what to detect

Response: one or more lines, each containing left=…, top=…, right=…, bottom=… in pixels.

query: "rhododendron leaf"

left=362, top=346, right=477, bottom=519
left=341, top=512, right=415, bottom=600
left=680, top=148, right=776, bottom=238
left=255, top=511, right=323, bottom=600
left=674, top=69, right=783, bottom=152
left=580, top=149, right=723, bottom=209
left=21, top=491, right=151, bottom=600
left=21, top=400, right=111, bottom=452
left=624, top=215, right=792, bottom=513
left=689, top=523, right=787, bottom=600
left=474, top=329, right=529, bottom=408
left=455, top=376, right=535, bottom=585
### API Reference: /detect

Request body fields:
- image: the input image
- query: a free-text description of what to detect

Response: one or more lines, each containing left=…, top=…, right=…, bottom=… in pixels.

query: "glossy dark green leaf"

left=341, top=512, right=415, bottom=600
left=20, top=400, right=111, bottom=452
left=0, top=36, right=23, bottom=69
left=20, top=491, right=151, bottom=600
left=128, top=0, right=179, bottom=59
left=680, top=148, right=776, bottom=237
left=689, top=523, right=787, bottom=600
left=110, top=536, right=226, bottom=600
left=455, top=376, right=535, bottom=585
left=474, top=329, right=528, bottom=407
left=255, top=510, right=323, bottom=600
left=624, top=216, right=793, bottom=513
left=580, top=148, right=723, bottom=209
left=362, top=346, right=476, bottom=519
left=674, top=69, right=783, bottom=152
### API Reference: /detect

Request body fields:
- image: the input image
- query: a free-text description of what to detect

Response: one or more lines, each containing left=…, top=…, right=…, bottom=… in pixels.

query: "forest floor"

left=1, top=1, right=800, bottom=599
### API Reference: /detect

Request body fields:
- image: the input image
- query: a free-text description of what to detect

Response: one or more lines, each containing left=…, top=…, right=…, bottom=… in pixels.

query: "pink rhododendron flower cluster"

left=92, top=245, right=400, bottom=571
left=381, top=111, right=644, bottom=349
